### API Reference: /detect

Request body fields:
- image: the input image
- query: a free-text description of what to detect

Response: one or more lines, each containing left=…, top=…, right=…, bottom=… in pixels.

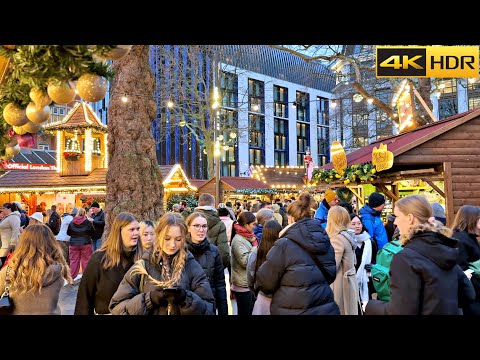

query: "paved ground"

left=57, top=269, right=238, bottom=315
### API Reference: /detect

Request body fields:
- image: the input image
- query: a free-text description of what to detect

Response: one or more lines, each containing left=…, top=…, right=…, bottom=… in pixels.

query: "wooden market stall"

left=321, top=108, right=480, bottom=226
left=196, top=176, right=273, bottom=205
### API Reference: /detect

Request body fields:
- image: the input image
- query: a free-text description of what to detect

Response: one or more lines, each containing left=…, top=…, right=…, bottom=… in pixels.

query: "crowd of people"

left=0, top=189, right=479, bottom=315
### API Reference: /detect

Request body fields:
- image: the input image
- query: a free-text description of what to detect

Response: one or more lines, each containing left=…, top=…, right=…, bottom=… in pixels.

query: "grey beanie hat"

left=71, top=207, right=78, bottom=216
left=431, top=203, right=445, bottom=219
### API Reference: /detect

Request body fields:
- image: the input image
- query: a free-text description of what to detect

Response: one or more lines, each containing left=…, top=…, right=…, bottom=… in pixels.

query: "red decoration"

left=64, top=151, right=80, bottom=160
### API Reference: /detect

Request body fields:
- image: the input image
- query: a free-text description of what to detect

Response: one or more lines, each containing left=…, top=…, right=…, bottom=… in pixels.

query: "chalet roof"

left=197, top=176, right=271, bottom=193
left=158, top=165, right=174, bottom=180
left=252, top=166, right=306, bottom=189
left=190, top=179, right=207, bottom=189
left=43, top=102, right=107, bottom=132
left=322, top=108, right=480, bottom=170
left=0, top=168, right=107, bottom=193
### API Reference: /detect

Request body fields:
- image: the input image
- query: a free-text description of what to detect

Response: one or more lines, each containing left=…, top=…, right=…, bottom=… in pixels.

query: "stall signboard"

left=0, top=162, right=58, bottom=171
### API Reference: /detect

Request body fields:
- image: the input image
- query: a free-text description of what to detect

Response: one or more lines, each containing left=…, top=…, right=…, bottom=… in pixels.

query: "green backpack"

left=371, top=240, right=404, bottom=302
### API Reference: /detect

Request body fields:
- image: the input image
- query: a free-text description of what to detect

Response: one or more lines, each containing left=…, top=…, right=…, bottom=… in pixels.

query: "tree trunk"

left=104, top=45, right=164, bottom=235
left=415, top=78, right=433, bottom=126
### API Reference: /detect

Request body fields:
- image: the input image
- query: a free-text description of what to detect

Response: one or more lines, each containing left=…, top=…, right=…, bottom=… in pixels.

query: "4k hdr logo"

left=376, top=46, right=479, bottom=78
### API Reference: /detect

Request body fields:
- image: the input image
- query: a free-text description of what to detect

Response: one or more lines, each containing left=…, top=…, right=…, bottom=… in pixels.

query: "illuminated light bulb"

left=212, top=101, right=219, bottom=109
left=229, top=131, right=236, bottom=139
left=121, top=96, right=128, bottom=103
left=468, top=78, right=477, bottom=84
left=393, top=113, right=397, bottom=117
left=367, top=98, right=374, bottom=104
left=253, top=104, right=259, bottom=111
left=217, top=134, right=224, bottom=141
left=223, top=145, right=229, bottom=151
left=179, top=120, right=186, bottom=127
left=438, top=83, right=446, bottom=89
left=167, top=100, right=174, bottom=108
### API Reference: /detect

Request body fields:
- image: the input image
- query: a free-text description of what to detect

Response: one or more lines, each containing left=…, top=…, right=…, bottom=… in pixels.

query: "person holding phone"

left=109, top=213, right=215, bottom=315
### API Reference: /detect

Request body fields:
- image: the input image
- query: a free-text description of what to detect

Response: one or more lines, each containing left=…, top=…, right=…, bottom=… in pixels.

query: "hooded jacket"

left=359, top=204, right=388, bottom=249
left=194, top=206, right=230, bottom=269
left=67, top=216, right=95, bottom=246
left=187, top=238, right=228, bottom=315
left=255, top=217, right=340, bottom=315
left=0, top=263, right=64, bottom=314
left=366, top=231, right=476, bottom=315
left=314, top=199, right=330, bottom=229
left=109, top=251, right=215, bottom=315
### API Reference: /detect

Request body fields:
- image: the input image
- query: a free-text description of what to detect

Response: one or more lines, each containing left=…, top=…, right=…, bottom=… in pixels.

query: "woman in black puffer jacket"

left=255, top=192, right=340, bottom=315
left=186, top=212, right=228, bottom=315
left=67, top=207, right=95, bottom=280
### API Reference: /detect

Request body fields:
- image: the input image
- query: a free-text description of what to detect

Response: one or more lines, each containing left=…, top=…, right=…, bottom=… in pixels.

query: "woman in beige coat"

left=326, top=206, right=360, bottom=315
left=0, top=203, right=21, bottom=265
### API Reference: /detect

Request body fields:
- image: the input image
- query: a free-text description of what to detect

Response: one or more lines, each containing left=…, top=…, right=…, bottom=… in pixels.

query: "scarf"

left=354, top=231, right=372, bottom=303
left=340, top=229, right=357, bottom=251
left=233, top=223, right=258, bottom=246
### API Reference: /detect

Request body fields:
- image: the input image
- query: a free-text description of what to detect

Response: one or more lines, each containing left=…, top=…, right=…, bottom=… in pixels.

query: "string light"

left=121, top=96, right=128, bottom=103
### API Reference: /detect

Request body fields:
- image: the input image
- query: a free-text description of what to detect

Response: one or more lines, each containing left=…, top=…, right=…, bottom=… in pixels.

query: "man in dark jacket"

left=194, top=193, right=230, bottom=270
left=48, top=205, right=61, bottom=235
left=89, top=202, right=105, bottom=251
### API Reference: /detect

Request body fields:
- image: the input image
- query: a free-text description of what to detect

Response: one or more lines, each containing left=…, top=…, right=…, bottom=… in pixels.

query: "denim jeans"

left=92, top=238, right=102, bottom=252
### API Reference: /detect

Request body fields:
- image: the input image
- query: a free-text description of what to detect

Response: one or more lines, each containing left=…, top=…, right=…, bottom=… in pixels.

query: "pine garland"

left=312, top=162, right=378, bottom=185
left=232, top=188, right=277, bottom=195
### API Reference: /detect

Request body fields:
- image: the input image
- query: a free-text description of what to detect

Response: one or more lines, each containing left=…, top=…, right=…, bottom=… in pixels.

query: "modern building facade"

left=330, top=45, right=480, bottom=154
left=149, top=45, right=335, bottom=179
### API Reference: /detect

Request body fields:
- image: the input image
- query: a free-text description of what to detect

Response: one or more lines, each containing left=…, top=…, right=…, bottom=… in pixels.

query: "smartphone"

left=163, top=287, right=178, bottom=295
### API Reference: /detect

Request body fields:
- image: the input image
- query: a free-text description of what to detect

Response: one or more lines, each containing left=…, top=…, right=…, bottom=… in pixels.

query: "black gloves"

left=364, top=263, right=372, bottom=271
left=150, top=288, right=187, bottom=306
left=150, top=289, right=168, bottom=306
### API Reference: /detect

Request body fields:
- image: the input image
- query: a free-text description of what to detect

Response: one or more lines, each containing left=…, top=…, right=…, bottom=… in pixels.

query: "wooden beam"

left=347, top=186, right=364, bottom=206
left=444, top=162, right=454, bottom=227
left=413, top=86, right=437, bottom=123
left=391, top=183, right=399, bottom=207
left=375, top=183, right=399, bottom=202
left=422, top=178, right=445, bottom=199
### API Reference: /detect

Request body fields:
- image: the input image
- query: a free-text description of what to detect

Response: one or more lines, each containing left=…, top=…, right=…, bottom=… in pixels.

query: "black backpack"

left=48, top=212, right=61, bottom=235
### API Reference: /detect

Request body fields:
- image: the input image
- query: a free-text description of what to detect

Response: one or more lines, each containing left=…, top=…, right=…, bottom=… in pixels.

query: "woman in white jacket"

left=56, top=207, right=77, bottom=264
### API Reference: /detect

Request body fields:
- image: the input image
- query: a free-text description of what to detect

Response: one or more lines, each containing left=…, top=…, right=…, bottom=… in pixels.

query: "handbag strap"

left=1, top=265, right=11, bottom=298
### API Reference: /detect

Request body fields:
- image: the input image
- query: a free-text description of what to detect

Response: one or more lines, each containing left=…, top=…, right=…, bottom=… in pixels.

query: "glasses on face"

left=191, top=224, right=208, bottom=230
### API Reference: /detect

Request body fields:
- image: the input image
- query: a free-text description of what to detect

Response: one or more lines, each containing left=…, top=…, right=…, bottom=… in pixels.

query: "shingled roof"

left=0, top=168, right=107, bottom=193
left=252, top=166, right=306, bottom=189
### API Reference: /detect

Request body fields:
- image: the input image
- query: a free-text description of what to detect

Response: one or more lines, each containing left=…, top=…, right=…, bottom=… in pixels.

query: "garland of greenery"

left=312, top=162, right=378, bottom=185
left=231, top=188, right=277, bottom=195
left=0, top=45, right=118, bottom=155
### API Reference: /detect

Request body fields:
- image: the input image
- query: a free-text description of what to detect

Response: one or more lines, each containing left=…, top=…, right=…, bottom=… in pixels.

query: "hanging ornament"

left=26, top=102, right=51, bottom=123
left=22, top=120, right=42, bottom=134
left=12, top=125, right=27, bottom=135
left=99, top=45, right=132, bottom=60
left=5, top=144, right=20, bottom=157
left=29, top=87, right=52, bottom=108
left=16, top=133, right=36, bottom=148
left=47, top=80, right=76, bottom=105
left=76, top=73, right=108, bottom=102
left=3, top=103, right=29, bottom=127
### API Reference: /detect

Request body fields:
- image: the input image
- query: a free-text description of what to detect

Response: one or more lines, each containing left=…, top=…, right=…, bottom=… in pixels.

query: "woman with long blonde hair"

left=0, top=224, right=72, bottom=314
left=326, top=205, right=360, bottom=315
left=74, top=212, right=143, bottom=315
left=365, top=194, right=475, bottom=315
left=109, top=213, right=215, bottom=315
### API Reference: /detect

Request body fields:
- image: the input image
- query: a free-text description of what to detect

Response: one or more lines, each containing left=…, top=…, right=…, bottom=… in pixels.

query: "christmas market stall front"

left=315, top=108, right=480, bottom=226
left=0, top=103, right=108, bottom=213
left=196, top=176, right=274, bottom=205
left=160, top=164, right=197, bottom=211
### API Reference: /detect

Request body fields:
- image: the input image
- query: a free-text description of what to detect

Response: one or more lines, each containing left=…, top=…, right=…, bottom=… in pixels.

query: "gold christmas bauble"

left=2, top=154, right=14, bottom=161
left=77, top=73, right=108, bottom=102
left=29, top=87, right=52, bottom=108
left=22, top=121, right=42, bottom=134
left=12, top=125, right=27, bottom=135
left=3, top=103, right=29, bottom=127
left=100, top=45, right=132, bottom=60
left=5, top=144, right=20, bottom=157
left=47, top=80, right=76, bottom=105
left=26, top=102, right=51, bottom=123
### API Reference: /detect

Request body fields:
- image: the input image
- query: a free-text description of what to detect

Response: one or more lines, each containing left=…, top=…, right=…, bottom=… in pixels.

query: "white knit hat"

left=30, top=212, right=44, bottom=223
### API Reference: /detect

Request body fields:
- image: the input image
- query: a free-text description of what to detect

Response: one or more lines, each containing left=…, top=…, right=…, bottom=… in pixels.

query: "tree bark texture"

left=105, top=45, right=164, bottom=235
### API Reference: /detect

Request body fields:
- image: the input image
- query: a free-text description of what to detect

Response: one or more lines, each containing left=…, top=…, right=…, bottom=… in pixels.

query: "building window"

left=273, top=85, right=288, bottom=118
left=220, top=71, right=238, bottom=108
left=249, top=113, right=264, bottom=165
left=274, top=118, right=288, bottom=166
left=38, top=144, right=49, bottom=150
left=375, top=89, right=393, bottom=138
left=248, top=78, right=264, bottom=113
left=219, top=109, right=238, bottom=176
left=296, top=91, right=309, bottom=122
left=468, top=81, right=480, bottom=110
left=438, top=78, right=458, bottom=119
left=352, top=113, right=369, bottom=148
left=296, top=122, right=309, bottom=166
left=317, top=96, right=329, bottom=166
